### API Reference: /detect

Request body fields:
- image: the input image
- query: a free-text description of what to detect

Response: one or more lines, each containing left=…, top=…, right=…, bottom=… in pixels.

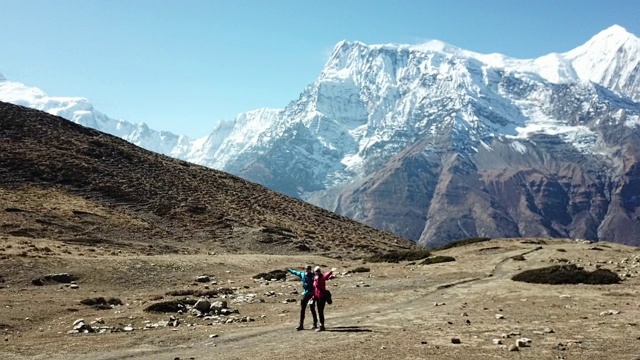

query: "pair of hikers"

left=287, top=265, right=335, bottom=332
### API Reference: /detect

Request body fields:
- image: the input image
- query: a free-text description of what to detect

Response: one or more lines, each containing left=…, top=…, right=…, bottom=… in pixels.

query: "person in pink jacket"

left=312, top=266, right=336, bottom=332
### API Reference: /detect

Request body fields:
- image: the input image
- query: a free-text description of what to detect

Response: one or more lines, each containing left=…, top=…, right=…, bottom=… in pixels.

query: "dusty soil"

left=2, top=237, right=639, bottom=360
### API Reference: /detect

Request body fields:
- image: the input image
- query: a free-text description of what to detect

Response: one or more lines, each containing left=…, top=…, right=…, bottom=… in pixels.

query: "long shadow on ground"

left=325, top=326, right=372, bottom=333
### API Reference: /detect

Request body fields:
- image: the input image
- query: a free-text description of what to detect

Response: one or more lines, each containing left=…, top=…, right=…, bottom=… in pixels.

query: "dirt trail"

left=68, top=245, right=564, bottom=360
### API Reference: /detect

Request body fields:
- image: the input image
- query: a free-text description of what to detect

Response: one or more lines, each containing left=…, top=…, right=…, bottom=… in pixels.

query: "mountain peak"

left=581, top=24, right=638, bottom=51
left=565, top=25, right=640, bottom=100
left=594, top=24, right=634, bottom=40
left=571, top=25, right=638, bottom=54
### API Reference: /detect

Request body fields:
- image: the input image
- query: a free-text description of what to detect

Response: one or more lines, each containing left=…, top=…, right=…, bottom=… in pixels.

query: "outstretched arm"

left=322, top=269, right=333, bottom=280
left=287, top=269, right=302, bottom=278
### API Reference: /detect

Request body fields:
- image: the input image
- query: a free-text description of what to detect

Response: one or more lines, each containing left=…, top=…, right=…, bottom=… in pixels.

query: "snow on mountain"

left=566, top=25, right=640, bottom=100
left=186, top=108, right=283, bottom=168
left=0, top=76, right=198, bottom=158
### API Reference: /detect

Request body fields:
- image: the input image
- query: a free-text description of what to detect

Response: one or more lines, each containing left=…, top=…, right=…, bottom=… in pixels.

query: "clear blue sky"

left=1, top=0, right=639, bottom=138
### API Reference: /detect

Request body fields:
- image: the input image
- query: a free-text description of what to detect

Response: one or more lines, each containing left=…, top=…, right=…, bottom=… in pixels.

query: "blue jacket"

left=287, top=269, right=314, bottom=296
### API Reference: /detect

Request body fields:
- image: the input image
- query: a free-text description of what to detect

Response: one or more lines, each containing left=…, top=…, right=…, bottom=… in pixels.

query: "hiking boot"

left=315, top=326, right=325, bottom=332
left=296, top=325, right=304, bottom=331
left=311, top=324, right=318, bottom=329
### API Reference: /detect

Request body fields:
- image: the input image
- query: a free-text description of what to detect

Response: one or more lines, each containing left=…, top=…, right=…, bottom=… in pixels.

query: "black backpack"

left=324, top=290, right=332, bottom=305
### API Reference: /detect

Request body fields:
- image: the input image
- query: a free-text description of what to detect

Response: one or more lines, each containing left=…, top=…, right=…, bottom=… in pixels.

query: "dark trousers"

left=316, top=298, right=327, bottom=326
left=300, top=293, right=317, bottom=326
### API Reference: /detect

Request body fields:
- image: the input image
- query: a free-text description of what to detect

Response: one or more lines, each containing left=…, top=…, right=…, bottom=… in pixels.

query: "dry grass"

left=0, top=102, right=416, bottom=259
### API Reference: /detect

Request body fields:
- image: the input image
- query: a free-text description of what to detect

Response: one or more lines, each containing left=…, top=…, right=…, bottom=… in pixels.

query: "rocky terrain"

left=1, top=236, right=639, bottom=359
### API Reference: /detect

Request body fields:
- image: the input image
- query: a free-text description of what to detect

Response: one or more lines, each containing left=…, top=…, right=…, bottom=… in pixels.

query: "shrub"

left=165, top=289, right=221, bottom=297
left=419, top=256, right=456, bottom=265
left=512, top=265, right=621, bottom=285
left=345, top=267, right=370, bottom=274
left=80, top=297, right=123, bottom=309
left=144, top=300, right=186, bottom=313
left=253, top=269, right=287, bottom=281
left=261, top=226, right=295, bottom=237
left=144, top=298, right=197, bottom=313
left=365, top=250, right=431, bottom=263
left=521, top=239, right=547, bottom=245
left=432, top=237, right=491, bottom=251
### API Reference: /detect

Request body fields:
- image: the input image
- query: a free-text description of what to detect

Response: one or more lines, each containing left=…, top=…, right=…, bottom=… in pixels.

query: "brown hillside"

left=0, top=101, right=415, bottom=257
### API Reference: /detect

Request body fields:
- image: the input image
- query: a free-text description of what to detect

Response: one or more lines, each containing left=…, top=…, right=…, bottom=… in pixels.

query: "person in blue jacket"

left=287, top=265, right=318, bottom=330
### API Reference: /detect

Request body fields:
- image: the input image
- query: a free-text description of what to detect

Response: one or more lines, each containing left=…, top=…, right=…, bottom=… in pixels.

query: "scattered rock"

left=451, top=337, right=461, bottom=344
left=196, top=275, right=210, bottom=283
left=210, top=300, right=228, bottom=312
left=194, top=299, right=211, bottom=313
left=495, top=314, right=505, bottom=320
left=492, top=339, right=503, bottom=345
left=219, top=308, right=234, bottom=315
left=516, top=338, right=532, bottom=347
left=599, top=309, right=621, bottom=316
left=70, top=320, right=94, bottom=334
left=434, top=302, right=446, bottom=306
left=508, top=344, right=519, bottom=352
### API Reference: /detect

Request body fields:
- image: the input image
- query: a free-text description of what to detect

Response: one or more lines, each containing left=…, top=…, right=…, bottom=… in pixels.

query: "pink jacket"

left=313, top=271, right=333, bottom=300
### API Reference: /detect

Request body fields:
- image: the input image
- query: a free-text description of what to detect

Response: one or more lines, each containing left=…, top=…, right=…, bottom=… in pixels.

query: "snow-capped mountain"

left=0, top=77, right=196, bottom=158
left=2, top=25, right=640, bottom=247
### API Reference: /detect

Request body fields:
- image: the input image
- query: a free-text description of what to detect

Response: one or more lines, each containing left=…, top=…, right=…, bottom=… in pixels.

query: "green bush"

left=419, top=256, right=456, bottom=265
left=512, top=265, right=621, bottom=285
left=432, top=237, right=491, bottom=251
left=365, top=250, right=431, bottom=263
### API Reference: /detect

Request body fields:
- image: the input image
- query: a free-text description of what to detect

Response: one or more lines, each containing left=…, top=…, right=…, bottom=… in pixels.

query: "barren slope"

left=0, top=101, right=414, bottom=258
